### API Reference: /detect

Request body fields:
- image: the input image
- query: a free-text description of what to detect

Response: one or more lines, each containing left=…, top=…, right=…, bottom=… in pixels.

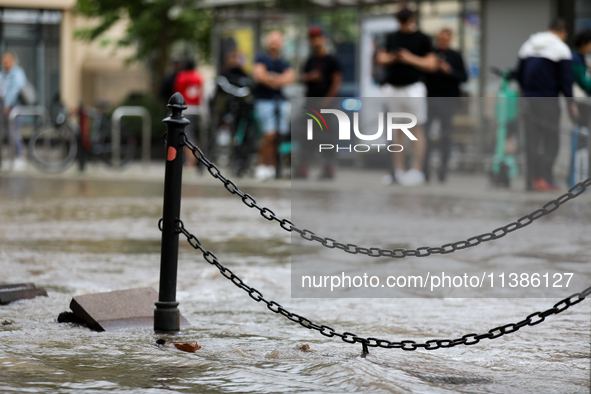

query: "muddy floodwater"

left=0, top=173, right=590, bottom=393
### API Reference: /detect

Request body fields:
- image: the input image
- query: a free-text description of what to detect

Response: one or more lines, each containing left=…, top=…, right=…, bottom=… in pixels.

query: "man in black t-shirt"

left=376, top=8, right=437, bottom=186
left=298, top=26, right=343, bottom=179
left=301, top=26, right=343, bottom=100
left=424, top=28, right=467, bottom=183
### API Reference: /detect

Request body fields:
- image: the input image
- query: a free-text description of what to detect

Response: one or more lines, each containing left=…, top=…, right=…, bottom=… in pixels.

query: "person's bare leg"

left=184, top=146, right=197, bottom=168
left=393, top=129, right=405, bottom=175
left=259, top=133, right=277, bottom=166
left=411, top=125, right=426, bottom=171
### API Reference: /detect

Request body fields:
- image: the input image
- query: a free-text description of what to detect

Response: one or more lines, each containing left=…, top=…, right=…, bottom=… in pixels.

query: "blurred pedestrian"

left=252, top=31, right=295, bottom=180
left=221, top=49, right=248, bottom=83
left=571, top=28, right=591, bottom=172
left=572, top=28, right=591, bottom=96
left=159, top=58, right=183, bottom=104
left=297, top=26, right=343, bottom=179
left=173, top=59, right=203, bottom=168
left=516, top=18, right=578, bottom=191
left=376, top=8, right=438, bottom=186
left=173, top=59, right=203, bottom=107
left=0, top=51, right=27, bottom=169
left=424, top=28, right=467, bottom=183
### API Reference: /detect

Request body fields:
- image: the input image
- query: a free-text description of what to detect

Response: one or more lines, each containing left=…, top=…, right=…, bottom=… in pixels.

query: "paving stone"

left=0, top=283, right=48, bottom=305
left=69, top=287, right=190, bottom=331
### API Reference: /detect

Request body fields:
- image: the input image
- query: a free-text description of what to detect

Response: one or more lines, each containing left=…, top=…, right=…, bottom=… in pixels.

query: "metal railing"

left=155, top=93, right=591, bottom=357
left=111, top=106, right=151, bottom=168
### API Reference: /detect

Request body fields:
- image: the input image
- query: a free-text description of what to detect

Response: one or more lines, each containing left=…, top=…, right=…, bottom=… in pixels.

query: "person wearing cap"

left=252, top=31, right=295, bottom=180
left=298, top=26, right=343, bottom=179
left=376, top=8, right=438, bottom=186
left=301, top=27, right=342, bottom=100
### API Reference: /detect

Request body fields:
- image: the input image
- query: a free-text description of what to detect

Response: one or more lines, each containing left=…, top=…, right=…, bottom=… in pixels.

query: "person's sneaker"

left=293, top=165, right=309, bottom=179
left=395, top=169, right=405, bottom=183
left=547, top=181, right=559, bottom=191
left=13, top=156, right=27, bottom=171
left=381, top=174, right=394, bottom=185
left=265, top=165, right=277, bottom=180
left=399, top=169, right=425, bottom=186
left=533, top=177, right=558, bottom=191
left=255, top=164, right=268, bottom=180
left=318, top=165, right=336, bottom=180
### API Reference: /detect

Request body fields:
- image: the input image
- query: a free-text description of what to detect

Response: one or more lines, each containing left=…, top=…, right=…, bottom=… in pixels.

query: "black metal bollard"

left=155, top=93, right=190, bottom=332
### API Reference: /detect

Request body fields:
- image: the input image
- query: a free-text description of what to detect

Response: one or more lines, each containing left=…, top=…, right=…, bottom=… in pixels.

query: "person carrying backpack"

left=0, top=51, right=28, bottom=168
left=515, top=19, right=579, bottom=191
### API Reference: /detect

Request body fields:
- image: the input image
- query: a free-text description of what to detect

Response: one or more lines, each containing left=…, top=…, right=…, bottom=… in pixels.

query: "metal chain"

left=173, top=219, right=591, bottom=352
left=183, top=135, right=591, bottom=259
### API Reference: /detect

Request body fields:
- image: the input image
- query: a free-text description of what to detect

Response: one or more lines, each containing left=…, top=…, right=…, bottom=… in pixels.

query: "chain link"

left=172, top=219, right=591, bottom=351
left=183, top=135, right=591, bottom=259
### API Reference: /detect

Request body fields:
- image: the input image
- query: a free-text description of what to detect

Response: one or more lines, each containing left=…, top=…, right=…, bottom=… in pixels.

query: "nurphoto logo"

left=303, top=98, right=419, bottom=153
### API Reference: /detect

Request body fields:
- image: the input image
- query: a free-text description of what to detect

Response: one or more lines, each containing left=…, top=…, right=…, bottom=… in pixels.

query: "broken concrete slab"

left=69, top=287, right=190, bottom=331
left=0, top=283, right=48, bottom=305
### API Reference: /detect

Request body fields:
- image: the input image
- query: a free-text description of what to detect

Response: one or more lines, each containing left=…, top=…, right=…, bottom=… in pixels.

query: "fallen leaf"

left=172, top=341, right=202, bottom=353
left=296, top=344, right=314, bottom=352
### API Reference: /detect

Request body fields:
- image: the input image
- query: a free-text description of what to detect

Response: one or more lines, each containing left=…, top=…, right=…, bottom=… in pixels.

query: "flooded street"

left=0, top=171, right=590, bottom=393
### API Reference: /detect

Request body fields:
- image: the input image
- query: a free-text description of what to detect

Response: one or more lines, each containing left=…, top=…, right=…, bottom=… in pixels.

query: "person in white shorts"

left=376, top=8, right=437, bottom=186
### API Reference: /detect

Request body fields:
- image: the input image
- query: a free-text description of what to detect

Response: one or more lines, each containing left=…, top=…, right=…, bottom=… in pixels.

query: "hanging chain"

left=173, top=219, right=591, bottom=351
left=182, top=135, right=591, bottom=259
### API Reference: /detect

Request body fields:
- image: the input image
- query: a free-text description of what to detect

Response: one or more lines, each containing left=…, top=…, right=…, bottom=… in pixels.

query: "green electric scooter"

left=490, top=67, right=519, bottom=188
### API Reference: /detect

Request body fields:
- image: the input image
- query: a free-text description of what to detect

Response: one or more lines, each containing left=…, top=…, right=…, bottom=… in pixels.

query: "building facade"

left=0, top=0, right=150, bottom=108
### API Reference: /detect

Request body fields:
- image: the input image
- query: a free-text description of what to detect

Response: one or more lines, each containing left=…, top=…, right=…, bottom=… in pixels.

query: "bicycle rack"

left=111, top=106, right=151, bottom=169
left=4, top=106, right=50, bottom=170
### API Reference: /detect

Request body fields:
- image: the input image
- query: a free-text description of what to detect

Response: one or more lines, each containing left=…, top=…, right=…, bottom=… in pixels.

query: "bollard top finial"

left=167, top=92, right=187, bottom=111
left=163, top=92, right=190, bottom=128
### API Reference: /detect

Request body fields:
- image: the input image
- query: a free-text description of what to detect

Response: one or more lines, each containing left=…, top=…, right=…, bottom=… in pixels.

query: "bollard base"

left=66, top=287, right=189, bottom=332
left=361, top=342, right=370, bottom=358
left=154, top=301, right=181, bottom=332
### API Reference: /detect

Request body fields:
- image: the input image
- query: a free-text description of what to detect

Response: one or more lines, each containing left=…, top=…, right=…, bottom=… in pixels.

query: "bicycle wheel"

left=28, top=124, right=78, bottom=172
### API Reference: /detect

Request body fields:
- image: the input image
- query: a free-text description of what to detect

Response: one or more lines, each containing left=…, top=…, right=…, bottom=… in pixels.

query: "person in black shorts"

left=297, top=26, right=343, bottom=179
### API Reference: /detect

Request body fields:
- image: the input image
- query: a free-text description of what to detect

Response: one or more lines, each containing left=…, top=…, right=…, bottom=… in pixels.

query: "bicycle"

left=211, top=75, right=261, bottom=177
left=490, top=67, right=519, bottom=188
left=28, top=96, right=137, bottom=172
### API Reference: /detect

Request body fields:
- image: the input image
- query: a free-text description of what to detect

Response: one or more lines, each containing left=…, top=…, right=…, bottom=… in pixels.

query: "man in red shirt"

left=173, top=59, right=203, bottom=106
left=173, top=59, right=203, bottom=168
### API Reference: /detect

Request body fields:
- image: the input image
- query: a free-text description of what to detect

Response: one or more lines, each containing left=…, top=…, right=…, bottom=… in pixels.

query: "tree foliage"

left=75, top=0, right=212, bottom=93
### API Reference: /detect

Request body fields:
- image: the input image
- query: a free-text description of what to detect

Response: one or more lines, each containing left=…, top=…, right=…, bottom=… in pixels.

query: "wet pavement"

left=0, top=163, right=589, bottom=393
